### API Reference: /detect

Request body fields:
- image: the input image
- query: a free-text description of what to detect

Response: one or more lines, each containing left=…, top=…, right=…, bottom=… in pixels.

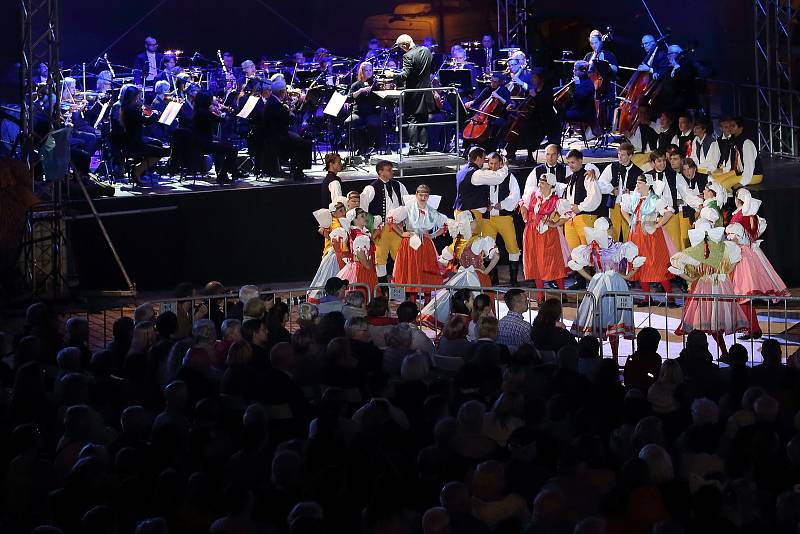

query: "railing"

left=65, top=284, right=372, bottom=351
left=397, top=86, right=461, bottom=177
left=599, top=290, right=800, bottom=366
left=64, top=280, right=799, bottom=367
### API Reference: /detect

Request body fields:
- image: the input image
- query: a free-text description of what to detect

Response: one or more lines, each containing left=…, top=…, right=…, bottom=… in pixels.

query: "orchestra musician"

left=463, top=71, right=511, bottom=153
left=660, top=44, right=700, bottom=116
left=216, top=51, right=240, bottom=94
left=145, top=80, right=171, bottom=142
left=155, top=54, right=181, bottom=94
left=345, top=62, right=382, bottom=157
left=118, top=85, right=169, bottom=185
left=422, top=36, right=444, bottom=70
left=60, top=77, right=101, bottom=155
left=365, top=38, right=381, bottom=61
left=133, top=36, right=164, bottom=85
left=585, top=30, right=619, bottom=132
left=82, top=71, right=114, bottom=129
left=503, top=51, right=535, bottom=163
left=175, top=82, right=201, bottom=130
left=262, top=77, right=312, bottom=180
left=191, top=91, right=243, bottom=184
left=563, top=61, right=596, bottom=128
left=481, top=34, right=495, bottom=73
left=638, top=34, right=671, bottom=80
left=384, top=34, right=435, bottom=156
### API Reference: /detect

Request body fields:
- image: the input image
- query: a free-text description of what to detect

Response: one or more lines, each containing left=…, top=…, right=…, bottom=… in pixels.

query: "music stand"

left=439, top=69, right=473, bottom=95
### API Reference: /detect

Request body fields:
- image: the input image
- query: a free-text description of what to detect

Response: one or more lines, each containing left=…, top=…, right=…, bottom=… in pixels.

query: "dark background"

left=2, top=0, right=755, bottom=102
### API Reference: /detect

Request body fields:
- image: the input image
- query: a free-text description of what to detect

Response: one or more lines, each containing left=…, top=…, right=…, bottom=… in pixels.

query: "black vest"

left=453, top=164, right=489, bottom=211
left=648, top=169, right=680, bottom=212
left=321, top=172, right=342, bottom=207
left=657, top=125, right=679, bottom=151
left=717, top=136, right=733, bottom=167
left=639, top=123, right=659, bottom=152
left=732, top=134, right=763, bottom=176
left=367, top=179, right=403, bottom=219
left=566, top=168, right=601, bottom=216
left=534, top=163, right=568, bottom=183
left=610, top=162, right=643, bottom=192
left=677, top=131, right=695, bottom=156
left=682, top=172, right=708, bottom=218
left=491, top=175, right=516, bottom=216
left=692, top=135, right=715, bottom=164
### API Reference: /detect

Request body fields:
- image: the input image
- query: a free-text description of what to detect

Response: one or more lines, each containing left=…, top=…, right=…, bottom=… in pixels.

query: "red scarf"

left=589, top=241, right=603, bottom=270
left=530, top=192, right=559, bottom=230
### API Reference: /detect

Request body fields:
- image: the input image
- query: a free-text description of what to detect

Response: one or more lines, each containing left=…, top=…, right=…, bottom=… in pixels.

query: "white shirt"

left=522, top=164, right=565, bottom=205
left=689, top=135, right=721, bottom=172
left=327, top=179, right=343, bottom=204
left=652, top=170, right=702, bottom=210
left=564, top=164, right=601, bottom=214
left=599, top=162, right=636, bottom=205
left=723, top=138, right=759, bottom=186
left=470, top=165, right=520, bottom=216
left=360, top=179, right=409, bottom=215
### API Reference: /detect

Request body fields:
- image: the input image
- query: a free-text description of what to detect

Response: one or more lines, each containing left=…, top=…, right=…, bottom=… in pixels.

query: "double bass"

left=462, top=93, right=505, bottom=144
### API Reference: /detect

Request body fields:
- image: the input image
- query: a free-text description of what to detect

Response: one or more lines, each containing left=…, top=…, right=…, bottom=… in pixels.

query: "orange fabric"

left=523, top=226, right=568, bottom=281
left=628, top=226, right=672, bottom=283
left=393, top=236, right=441, bottom=293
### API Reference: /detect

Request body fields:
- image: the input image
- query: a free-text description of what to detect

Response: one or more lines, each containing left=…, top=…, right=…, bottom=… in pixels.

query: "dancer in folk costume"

left=390, top=184, right=448, bottom=301
left=421, top=213, right=500, bottom=324
left=670, top=216, right=749, bottom=356
left=337, top=208, right=381, bottom=300
left=697, top=178, right=727, bottom=227
left=519, top=172, right=571, bottom=302
left=726, top=188, right=789, bottom=340
left=620, top=174, right=679, bottom=307
left=568, top=218, right=646, bottom=359
left=309, top=201, right=349, bottom=302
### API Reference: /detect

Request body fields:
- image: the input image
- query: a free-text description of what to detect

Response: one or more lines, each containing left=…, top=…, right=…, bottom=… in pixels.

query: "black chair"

left=169, top=128, right=210, bottom=183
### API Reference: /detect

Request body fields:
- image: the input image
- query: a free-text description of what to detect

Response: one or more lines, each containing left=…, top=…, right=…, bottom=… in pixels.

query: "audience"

left=5, top=284, right=800, bottom=534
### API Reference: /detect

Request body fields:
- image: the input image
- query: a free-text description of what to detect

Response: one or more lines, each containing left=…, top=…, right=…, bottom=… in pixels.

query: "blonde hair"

left=357, top=62, right=373, bottom=82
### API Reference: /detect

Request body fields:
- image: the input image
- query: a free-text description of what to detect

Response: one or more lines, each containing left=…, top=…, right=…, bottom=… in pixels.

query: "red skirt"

left=523, top=225, right=568, bottom=281
left=338, top=259, right=378, bottom=300
left=393, top=236, right=441, bottom=293
left=628, top=228, right=672, bottom=283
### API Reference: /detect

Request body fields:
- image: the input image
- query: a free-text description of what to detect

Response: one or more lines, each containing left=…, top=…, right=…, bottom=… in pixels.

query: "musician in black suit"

left=563, top=61, right=596, bottom=125
left=346, top=62, right=383, bottom=156
left=133, top=36, right=164, bottom=85
left=661, top=44, right=700, bottom=116
left=584, top=30, right=619, bottom=132
left=639, top=34, right=671, bottom=80
left=262, top=78, right=311, bottom=180
left=385, top=34, right=435, bottom=155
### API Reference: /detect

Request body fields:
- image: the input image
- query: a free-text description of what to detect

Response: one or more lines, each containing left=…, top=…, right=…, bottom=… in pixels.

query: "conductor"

left=385, top=34, right=435, bottom=155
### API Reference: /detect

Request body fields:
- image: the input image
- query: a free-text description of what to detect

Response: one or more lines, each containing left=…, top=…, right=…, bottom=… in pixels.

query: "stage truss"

left=496, top=0, right=529, bottom=54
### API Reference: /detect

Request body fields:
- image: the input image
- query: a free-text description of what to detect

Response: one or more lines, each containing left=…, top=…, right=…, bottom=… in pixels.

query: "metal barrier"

left=599, top=290, right=800, bottom=365
left=375, top=282, right=598, bottom=352
left=397, top=86, right=461, bottom=176
left=66, top=284, right=372, bottom=351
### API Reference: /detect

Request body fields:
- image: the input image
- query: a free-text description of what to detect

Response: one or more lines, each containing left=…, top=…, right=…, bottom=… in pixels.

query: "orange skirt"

left=629, top=228, right=672, bottom=283
left=523, top=225, right=569, bottom=281
left=393, top=236, right=441, bottom=293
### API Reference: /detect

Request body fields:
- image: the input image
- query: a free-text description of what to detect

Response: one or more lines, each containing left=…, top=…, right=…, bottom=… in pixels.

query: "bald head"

left=544, top=144, right=560, bottom=166
left=422, top=507, right=450, bottom=534
left=395, top=34, right=415, bottom=51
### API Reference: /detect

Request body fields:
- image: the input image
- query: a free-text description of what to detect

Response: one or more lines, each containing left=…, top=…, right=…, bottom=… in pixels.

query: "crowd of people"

left=3, top=278, right=800, bottom=534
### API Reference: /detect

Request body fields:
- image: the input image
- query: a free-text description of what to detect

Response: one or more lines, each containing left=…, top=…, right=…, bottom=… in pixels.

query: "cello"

left=462, top=93, right=505, bottom=144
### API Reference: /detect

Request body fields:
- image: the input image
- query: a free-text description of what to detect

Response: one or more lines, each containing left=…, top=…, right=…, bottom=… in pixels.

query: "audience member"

left=397, top=301, right=436, bottom=353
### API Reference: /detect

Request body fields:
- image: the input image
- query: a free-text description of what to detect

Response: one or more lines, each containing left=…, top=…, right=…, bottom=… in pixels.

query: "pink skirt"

left=730, top=243, right=789, bottom=301
left=675, top=275, right=750, bottom=335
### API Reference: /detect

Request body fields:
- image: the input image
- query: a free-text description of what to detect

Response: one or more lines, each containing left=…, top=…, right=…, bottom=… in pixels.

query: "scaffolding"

left=496, top=0, right=529, bottom=54
left=753, top=0, right=798, bottom=158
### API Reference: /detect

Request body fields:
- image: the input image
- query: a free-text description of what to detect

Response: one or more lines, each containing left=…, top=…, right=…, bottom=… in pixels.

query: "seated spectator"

left=576, top=336, right=602, bottom=380
left=201, top=280, right=227, bottom=335
left=108, top=317, right=134, bottom=374
left=243, top=297, right=266, bottom=322
left=623, top=327, right=662, bottom=391
left=469, top=294, right=494, bottom=341
left=383, top=323, right=415, bottom=375
left=450, top=400, right=498, bottom=460
left=64, top=317, right=92, bottom=369
left=192, top=319, right=217, bottom=356
left=342, top=290, right=367, bottom=321
left=352, top=372, right=410, bottom=430
left=530, top=299, right=576, bottom=356
left=175, top=282, right=205, bottom=339
left=438, top=314, right=471, bottom=358
left=365, top=296, right=397, bottom=348
left=466, top=316, right=510, bottom=367
left=176, top=346, right=218, bottom=410
left=345, top=316, right=382, bottom=374
left=318, top=277, right=347, bottom=315
left=497, top=289, right=531, bottom=351
left=483, top=391, right=525, bottom=447
left=321, top=337, right=362, bottom=391
left=751, top=338, right=790, bottom=395
left=228, top=284, right=261, bottom=321
left=214, top=319, right=242, bottom=367
left=309, top=387, right=360, bottom=444
left=133, top=303, right=155, bottom=325
left=647, top=359, right=684, bottom=415
left=471, top=459, right=531, bottom=528
left=266, top=301, right=292, bottom=352
left=397, top=301, right=436, bottom=354
left=241, top=318, right=269, bottom=367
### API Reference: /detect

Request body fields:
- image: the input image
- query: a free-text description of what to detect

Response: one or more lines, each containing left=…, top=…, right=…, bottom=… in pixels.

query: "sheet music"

left=158, top=101, right=183, bottom=126
left=236, top=95, right=260, bottom=119
left=374, top=90, right=402, bottom=99
left=93, top=101, right=111, bottom=129
left=323, top=91, right=347, bottom=117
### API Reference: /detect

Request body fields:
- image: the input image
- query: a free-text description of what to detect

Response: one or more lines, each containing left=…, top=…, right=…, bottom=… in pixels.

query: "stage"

left=63, top=147, right=800, bottom=294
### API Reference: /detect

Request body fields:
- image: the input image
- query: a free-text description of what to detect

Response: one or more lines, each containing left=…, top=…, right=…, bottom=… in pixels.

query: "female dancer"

left=568, top=218, right=645, bottom=358
left=519, top=172, right=571, bottom=302
left=726, top=188, right=789, bottom=339
left=620, top=175, right=678, bottom=307
left=337, top=208, right=379, bottom=300
left=308, top=203, right=348, bottom=302
left=390, top=184, right=448, bottom=302
left=670, top=216, right=748, bottom=356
